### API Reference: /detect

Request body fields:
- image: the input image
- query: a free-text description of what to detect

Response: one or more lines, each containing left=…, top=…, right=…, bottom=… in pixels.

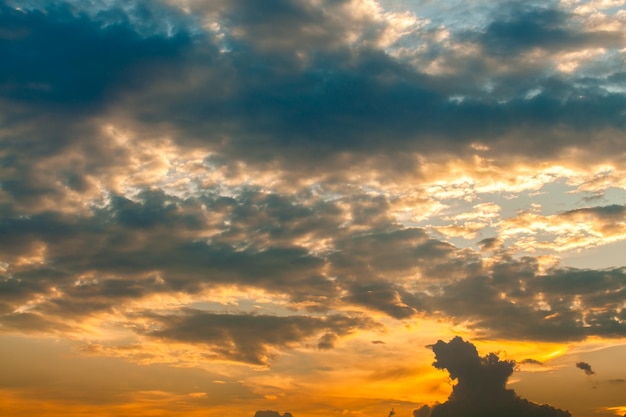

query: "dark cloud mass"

left=419, top=337, right=571, bottom=417
left=2, top=0, right=625, bottom=173
left=0, top=0, right=191, bottom=110
left=474, top=5, right=622, bottom=56
left=145, top=310, right=377, bottom=365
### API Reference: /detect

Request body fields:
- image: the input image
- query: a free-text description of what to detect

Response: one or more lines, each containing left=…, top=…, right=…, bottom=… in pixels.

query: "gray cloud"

left=145, top=310, right=378, bottom=365
left=1, top=187, right=625, bottom=344
left=472, top=5, right=623, bottom=56
left=0, top=0, right=192, bottom=111
left=559, top=204, right=626, bottom=224
left=423, top=337, right=571, bottom=417
left=0, top=0, right=624, bottom=255
left=576, top=361, right=595, bottom=376
left=519, top=359, right=543, bottom=366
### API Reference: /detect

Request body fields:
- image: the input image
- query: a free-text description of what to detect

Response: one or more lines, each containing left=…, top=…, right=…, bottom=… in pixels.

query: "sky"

left=1, top=0, right=626, bottom=416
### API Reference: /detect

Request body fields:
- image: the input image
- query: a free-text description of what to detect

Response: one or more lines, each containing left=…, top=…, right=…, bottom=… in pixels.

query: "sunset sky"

left=1, top=0, right=626, bottom=416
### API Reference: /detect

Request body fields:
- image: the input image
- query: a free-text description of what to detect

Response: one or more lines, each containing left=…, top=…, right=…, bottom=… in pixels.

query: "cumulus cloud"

left=421, top=337, right=571, bottom=417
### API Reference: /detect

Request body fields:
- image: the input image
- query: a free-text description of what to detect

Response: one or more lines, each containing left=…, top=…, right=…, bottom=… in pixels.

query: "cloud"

left=0, top=0, right=625, bottom=389
left=499, top=203, right=626, bottom=252
left=472, top=5, right=623, bottom=56
left=254, top=411, right=293, bottom=417
left=519, top=358, right=544, bottom=366
left=576, top=361, right=595, bottom=375
left=0, top=0, right=192, bottom=111
left=413, top=405, right=431, bottom=417
left=0, top=0, right=625, bottom=415
left=2, top=185, right=625, bottom=345
left=145, top=310, right=378, bottom=365
left=7, top=0, right=622, bottom=181
left=423, top=336, right=571, bottom=417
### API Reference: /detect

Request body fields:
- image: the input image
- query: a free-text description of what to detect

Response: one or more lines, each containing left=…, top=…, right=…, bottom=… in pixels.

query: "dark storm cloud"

left=576, top=361, right=595, bottom=376
left=146, top=310, right=378, bottom=365
left=423, top=336, right=571, bottom=417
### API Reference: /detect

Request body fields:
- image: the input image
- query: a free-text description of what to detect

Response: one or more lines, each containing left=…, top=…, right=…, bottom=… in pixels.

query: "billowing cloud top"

left=419, top=337, right=572, bottom=417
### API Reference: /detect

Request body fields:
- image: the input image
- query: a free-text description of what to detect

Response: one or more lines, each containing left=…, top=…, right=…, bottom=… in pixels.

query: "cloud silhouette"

left=254, top=411, right=293, bottom=417
left=145, top=310, right=377, bottom=365
left=575, top=361, right=595, bottom=376
left=520, top=359, right=543, bottom=366
left=418, top=336, right=571, bottom=417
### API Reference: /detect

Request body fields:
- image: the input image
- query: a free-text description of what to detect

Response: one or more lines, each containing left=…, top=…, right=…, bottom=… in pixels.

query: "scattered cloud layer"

left=1, top=0, right=626, bottom=416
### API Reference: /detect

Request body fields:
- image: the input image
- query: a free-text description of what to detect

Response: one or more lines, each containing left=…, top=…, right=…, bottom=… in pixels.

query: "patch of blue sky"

left=559, top=237, right=626, bottom=269
left=378, top=0, right=496, bottom=29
